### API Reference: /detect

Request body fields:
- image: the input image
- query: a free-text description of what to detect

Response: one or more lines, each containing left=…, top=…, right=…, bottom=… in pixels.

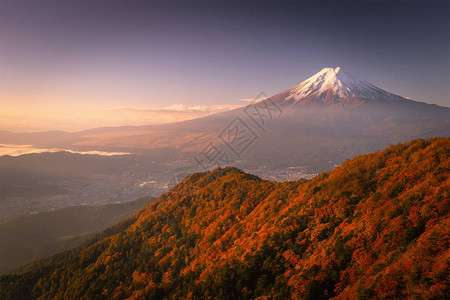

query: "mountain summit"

left=283, top=67, right=403, bottom=103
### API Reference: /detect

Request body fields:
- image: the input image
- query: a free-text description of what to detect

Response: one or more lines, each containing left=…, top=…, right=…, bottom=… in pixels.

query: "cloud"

left=239, top=97, right=268, bottom=103
left=0, top=144, right=129, bottom=156
left=114, top=104, right=242, bottom=114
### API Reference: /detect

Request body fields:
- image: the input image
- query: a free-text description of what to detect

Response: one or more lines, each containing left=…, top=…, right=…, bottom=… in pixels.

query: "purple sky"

left=0, top=0, right=449, bottom=132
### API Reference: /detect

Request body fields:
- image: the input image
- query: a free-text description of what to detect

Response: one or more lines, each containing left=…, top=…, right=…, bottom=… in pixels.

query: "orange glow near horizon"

left=0, top=101, right=243, bottom=133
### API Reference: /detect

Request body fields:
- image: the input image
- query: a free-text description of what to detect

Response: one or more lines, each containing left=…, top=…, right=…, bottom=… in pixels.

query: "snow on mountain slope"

left=284, top=67, right=404, bottom=102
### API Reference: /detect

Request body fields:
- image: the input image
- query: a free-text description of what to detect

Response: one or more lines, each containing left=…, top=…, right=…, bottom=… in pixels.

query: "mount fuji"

left=282, top=66, right=402, bottom=102
left=218, top=66, right=449, bottom=169
left=1, top=67, right=448, bottom=172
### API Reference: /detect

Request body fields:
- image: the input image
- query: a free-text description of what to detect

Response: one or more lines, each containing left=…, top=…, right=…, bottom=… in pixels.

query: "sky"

left=0, top=0, right=449, bottom=132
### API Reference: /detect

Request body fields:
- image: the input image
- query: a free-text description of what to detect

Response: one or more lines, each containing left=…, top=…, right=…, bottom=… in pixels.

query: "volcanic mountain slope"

left=1, top=67, right=448, bottom=172
left=234, top=67, right=449, bottom=169
left=1, top=138, right=449, bottom=299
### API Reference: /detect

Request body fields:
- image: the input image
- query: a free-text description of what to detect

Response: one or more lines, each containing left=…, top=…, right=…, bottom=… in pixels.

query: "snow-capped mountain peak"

left=285, top=67, right=402, bottom=102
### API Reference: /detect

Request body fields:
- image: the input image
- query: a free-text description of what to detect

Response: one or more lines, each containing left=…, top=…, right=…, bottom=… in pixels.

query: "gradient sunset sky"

left=1, top=0, right=449, bottom=132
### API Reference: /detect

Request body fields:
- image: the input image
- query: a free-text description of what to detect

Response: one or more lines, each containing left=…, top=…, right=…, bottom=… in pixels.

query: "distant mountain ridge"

left=0, top=197, right=155, bottom=274
left=0, top=67, right=448, bottom=173
left=1, top=138, right=448, bottom=299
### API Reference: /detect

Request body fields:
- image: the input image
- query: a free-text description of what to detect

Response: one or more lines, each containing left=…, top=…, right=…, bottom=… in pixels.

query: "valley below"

left=0, top=149, right=319, bottom=223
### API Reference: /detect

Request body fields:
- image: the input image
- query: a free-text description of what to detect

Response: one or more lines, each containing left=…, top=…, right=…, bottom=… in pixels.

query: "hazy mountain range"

left=0, top=197, right=154, bottom=274
left=1, top=67, right=448, bottom=173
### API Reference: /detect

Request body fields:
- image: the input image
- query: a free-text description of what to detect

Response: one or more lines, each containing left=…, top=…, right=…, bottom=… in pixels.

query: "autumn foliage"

left=0, top=138, right=449, bottom=299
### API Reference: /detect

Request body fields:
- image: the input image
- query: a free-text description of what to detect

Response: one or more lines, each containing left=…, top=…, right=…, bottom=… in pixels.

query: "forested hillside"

left=0, top=138, right=448, bottom=299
